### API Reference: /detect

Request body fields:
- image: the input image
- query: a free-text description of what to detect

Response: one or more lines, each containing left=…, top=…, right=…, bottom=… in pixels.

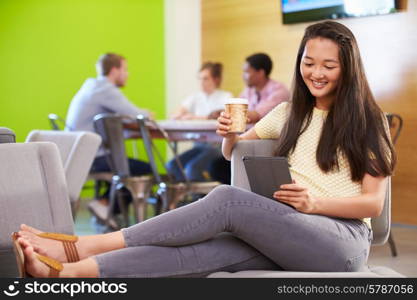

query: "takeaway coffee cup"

left=225, top=98, right=249, bottom=133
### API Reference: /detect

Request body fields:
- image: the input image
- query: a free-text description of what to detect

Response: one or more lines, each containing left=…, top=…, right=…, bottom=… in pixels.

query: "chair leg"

left=116, top=185, right=130, bottom=228
left=388, top=230, right=398, bottom=257
left=166, top=187, right=188, bottom=210
left=156, top=185, right=168, bottom=215
left=132, top=196, right=147, bottom=223
left=154, top=193, right=163, bottom=215
left=107, top=182, right=120, bottom=230
left=94, top=180, right=102, bottom=199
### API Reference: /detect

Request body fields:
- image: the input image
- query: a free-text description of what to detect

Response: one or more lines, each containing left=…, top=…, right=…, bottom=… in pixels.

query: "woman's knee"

left=203, top=185, right=236, bottom=204
left=212, top=184, right=235, bottom=194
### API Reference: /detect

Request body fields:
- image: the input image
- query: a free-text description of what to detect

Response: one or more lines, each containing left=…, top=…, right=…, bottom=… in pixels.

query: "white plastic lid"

left=225, top=98, right=249, bottom=105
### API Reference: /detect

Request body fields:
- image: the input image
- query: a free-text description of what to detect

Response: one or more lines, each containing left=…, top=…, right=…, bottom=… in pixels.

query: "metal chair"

left=93, top=114, right=154, bottom=229
left=386, top=113, right=403, bottom=145
left=136, top=115, right=221, bottom=213
left=385, top=112, right=404, bottom=257
left=48, top=113, right=70, bottom=131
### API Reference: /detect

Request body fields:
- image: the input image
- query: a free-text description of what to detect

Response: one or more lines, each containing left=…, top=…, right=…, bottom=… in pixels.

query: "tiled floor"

left=74, top=197, right=157, bottom=235
left=74, top=198, right=417, bottom=277
left=74, top=197, right=97, bottom=236
left=368, top=225, right=417, bottom=277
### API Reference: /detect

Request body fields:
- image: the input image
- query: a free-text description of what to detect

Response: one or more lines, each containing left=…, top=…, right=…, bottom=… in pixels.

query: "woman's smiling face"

left=300, top=37, right=341, bottom=105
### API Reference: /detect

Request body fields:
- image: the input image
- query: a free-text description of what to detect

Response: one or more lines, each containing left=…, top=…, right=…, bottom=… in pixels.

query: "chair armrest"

left=0, top=127, right=15, bottom=143
left=371, top=177, right=391, bottom=245
left=231, top=139, right=278, bottom=190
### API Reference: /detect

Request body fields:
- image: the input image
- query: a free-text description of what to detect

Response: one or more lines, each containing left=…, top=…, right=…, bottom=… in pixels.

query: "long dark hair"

left=275, top=21, right=396, bottom=182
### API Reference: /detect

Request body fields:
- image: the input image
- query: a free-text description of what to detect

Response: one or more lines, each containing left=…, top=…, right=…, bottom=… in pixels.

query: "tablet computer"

left=242, top=156, right=292, bottom=201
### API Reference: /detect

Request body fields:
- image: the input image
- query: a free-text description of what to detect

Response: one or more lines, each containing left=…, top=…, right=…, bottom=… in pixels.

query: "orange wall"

left=202, top=0, right=417, bottom=225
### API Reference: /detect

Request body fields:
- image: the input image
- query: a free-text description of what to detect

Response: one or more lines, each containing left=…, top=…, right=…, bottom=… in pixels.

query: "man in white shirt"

left=168, top=62, right=232, bottom=182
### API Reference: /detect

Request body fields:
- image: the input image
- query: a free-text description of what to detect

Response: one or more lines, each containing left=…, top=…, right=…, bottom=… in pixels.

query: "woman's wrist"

left=222, top=134, right=240, bottom=160
left=311, top=196, right=322, bottom=214
left=225, top=134, right=240, bottom=147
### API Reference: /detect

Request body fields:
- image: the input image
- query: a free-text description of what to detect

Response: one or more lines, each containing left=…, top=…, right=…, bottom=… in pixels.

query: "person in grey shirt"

left=66, top=53, right=150, bottom=136
left=66, top=53, right=152, bottom=223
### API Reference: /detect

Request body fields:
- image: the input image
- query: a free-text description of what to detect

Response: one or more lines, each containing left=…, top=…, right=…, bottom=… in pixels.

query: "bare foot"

left=18, top=237, right=50, bottom=278
left=18, top=224, right=68, bottom=263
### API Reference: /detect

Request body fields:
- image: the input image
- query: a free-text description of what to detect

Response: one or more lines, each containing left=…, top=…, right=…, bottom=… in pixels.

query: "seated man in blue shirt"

left=66, top=53, right=152, bottom=227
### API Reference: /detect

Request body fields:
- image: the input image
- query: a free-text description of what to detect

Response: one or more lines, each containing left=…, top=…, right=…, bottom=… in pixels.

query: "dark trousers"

left=91, top=155, right=152, bottom=199
left=209, top=157, right=231, bottom=185
left=166, top=143, right=223, bottom=182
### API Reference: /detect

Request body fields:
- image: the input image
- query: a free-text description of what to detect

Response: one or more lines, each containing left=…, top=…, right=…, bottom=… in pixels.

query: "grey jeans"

left=95, top=185, right=372, bottom=277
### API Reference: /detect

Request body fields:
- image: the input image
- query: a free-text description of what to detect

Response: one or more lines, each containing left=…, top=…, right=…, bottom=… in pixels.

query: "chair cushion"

left=207, top=266, right=405, bottom=278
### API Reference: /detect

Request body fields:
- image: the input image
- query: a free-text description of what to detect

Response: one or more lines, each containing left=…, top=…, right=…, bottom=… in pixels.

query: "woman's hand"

left=273, top=180, right=317, bottom=214
left=216, top=111, right=251, bottom=138
left=216, top=111, right=235, bottom=138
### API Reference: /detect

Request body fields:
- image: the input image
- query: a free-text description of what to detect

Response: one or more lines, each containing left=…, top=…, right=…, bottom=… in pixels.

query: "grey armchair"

left=0, top=142, right=74, bottom=277
left=25, top=130, right=101, bottom=217
left=208, top=139, right=405, bottom=278
left=47, top=113, right=112, bottom=202
left=0, top=127, right=16, bottom=143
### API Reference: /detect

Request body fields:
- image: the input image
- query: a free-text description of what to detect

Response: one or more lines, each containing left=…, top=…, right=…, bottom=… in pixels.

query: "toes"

left=17, top=237, right=31, bottom=249
left=30, top=243, right=46, bottom=255
left=21, top=224, right=42, bottom=234
left=18, top=231, right=43, bottom=248
left=18, top=231, right=32, bottom=238
left=18, top=231, right=36, bottom=243
left=18, top=237, right=39, bottom=251
left=35, top=247, right=47, bottom=256
left=22, top=245, right=45, bottom=278
left=18, top=234, right=45, bottom=255
left=23, top=245, right=34, bottom=258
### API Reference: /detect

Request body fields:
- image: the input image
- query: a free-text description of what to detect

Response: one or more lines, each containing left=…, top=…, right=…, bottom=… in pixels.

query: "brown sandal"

left=36, top=232, right=80, bottom=263
left=12, top=232, right=63, bottom=278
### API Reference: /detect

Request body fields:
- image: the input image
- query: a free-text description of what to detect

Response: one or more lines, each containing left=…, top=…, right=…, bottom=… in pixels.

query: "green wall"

left=0, top=0, right=165, bottom=142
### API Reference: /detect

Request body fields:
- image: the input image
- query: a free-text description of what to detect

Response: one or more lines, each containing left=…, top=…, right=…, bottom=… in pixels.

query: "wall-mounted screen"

left=281, top=0, right=398, bottom=24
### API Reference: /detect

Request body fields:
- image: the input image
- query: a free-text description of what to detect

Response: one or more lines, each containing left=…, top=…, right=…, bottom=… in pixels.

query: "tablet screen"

left=243, top=156, right=292, bottom=201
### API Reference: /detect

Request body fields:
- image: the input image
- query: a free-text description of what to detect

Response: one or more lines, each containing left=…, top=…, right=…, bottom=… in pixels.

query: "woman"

left=167, top=62, right=232, bottom=182
left=14, top=21, right=395, bottom=277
